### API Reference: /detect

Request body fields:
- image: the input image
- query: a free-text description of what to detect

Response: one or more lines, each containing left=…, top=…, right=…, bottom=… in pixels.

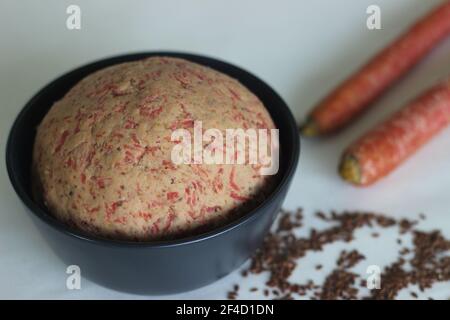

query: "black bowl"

left=6, top=52, right=300, bottom=294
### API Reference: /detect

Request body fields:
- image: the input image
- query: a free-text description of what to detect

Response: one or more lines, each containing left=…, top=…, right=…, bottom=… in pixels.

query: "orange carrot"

left=339, top=78, right=450, bottom=186
left=301, top=1, right=450, bottom=136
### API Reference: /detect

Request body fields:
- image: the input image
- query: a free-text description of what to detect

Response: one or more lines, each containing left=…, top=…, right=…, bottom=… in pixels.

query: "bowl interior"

left=6, top=52, right=300, bottom=246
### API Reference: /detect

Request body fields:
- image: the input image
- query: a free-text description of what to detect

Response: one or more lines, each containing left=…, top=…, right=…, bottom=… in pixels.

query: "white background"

left=1, top=0, right=449, bottom=299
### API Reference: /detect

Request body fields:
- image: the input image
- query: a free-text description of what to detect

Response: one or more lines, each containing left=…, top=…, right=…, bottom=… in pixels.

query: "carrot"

left=301, top=1, right=450, bottom=136
left=339, top=78, right=450, bottom=186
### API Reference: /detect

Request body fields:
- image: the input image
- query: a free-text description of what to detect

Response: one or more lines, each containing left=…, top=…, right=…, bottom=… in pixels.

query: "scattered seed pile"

left=371, top=230, right=450, bottom=299
left=227, top=209, right=450, bottom=300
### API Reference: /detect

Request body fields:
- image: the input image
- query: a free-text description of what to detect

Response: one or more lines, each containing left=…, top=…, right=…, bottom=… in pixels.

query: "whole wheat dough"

left=33, top=57, right=276, bottom=241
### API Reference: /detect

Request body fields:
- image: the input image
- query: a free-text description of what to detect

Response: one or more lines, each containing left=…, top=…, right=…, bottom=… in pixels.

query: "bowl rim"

left=6, top=51, right=300, bottom=248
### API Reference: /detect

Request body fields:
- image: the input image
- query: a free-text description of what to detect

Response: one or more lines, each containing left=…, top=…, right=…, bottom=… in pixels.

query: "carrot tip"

left=339, top=154, right=361, bottom=185
left=300, top=118, right=320, bottom=137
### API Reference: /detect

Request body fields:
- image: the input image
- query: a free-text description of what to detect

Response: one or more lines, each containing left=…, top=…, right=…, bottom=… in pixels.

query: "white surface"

left=1, top=0, right=450, bottom=299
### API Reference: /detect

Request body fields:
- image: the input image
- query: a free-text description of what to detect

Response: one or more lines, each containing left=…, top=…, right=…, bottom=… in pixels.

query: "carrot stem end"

left=300, top=118, right=320, bottom=137
left=339, top=154, right=361, bottom=185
